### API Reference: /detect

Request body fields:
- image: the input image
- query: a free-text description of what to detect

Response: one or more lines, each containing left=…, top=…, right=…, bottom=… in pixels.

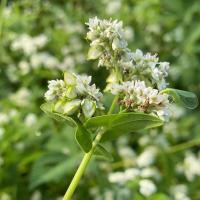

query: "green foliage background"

left=0, top=0, right=200, bottom=199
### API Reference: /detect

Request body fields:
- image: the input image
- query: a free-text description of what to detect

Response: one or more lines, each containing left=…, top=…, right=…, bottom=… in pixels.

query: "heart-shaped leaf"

left=85, top=113, right=163, bottom=141
left=75, top=120, right=92, bottom=153
left=162, top=88, right=198, bottom=109
left=94, top=144, right=113, bottom=161
left=40, top=102, right=76, bottom=127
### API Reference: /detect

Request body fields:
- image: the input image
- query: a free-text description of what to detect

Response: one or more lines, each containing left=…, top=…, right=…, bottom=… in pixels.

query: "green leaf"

left=75, top=120, right=92, bottom=153
left=94, top=144, right=113, bottom=161
left=85, top=113, right=163, bottom=142
left=40, top=102, right=76, bottom=127
left=162, top=88, right=198, bottom=109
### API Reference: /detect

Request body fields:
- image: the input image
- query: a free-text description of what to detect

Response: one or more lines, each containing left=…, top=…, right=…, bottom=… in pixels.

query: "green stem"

left=107, top=95, right=118, bottom=115
left=167, top=137, right=200, bottom=154
left=63, top=128, right=105, bottom=200
left=63, top=94, right=118, bottom=200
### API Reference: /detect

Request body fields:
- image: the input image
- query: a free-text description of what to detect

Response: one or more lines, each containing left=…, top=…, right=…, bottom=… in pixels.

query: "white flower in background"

left=138, top=135, right=151, bottom=146
left=30, top=191, right=42, bottom=200
left=108, top=168, right=140, bottom=184
left=18, top=60, right=30, bottom=75
left=124, top=26, right=134, bottom=41
left=170, top=104, right=185, bottom=119
left=24, top=113, right=37, bottom=127
left=59, top=56, right=75, bottom=71
left=137, top=146, right=157, bottom=167
left=183, top=152, right=200, bottom=181
left=9, top=88, right=31, bottom=107
left=11, top=34, right=37, bottom=55
left=11, top=34, right=48, bottom=55
left=30, top=53, right=59, bottom=69
left=111, top=80, right=170, bottom=120
left=108, top=172, right=127, bottom=184
left=139, top=179, right=157, bottom=197
left=9, top=109, right=18, bottom=118
left=0, top=193, right=11, bottom=200
left=104, top=190, right=114, bottom=200
left=118, top=147, right=135, bottom=159
left=33, top=34, right=48, bottom=48
left=0, top=113, right=9, bottom=125
left=14, top=142, right=25, bottom=151
left=170, top=184, right=191, bottom=200
left=140, top=167, right=161, bottom=180
left=105, top=0, right=121, bottom=15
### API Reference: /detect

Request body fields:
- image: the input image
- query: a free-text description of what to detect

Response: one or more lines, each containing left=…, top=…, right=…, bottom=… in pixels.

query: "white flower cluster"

left=86, top=17, right=169, bottom=90
left=139, top=179, right=157, bottom=197
left=108, top=169, right=157, bottom=197
left=86, top=17, right=128, bottom=69
left=86, top=17, right=170, bottom=119
left=11, top=34, right=48, bottom=55
left=44, top=72, right=103, bottom=118
left=170, top=184, right=191, bottom=200
left=176, top=152, right=200, bottom=182
left=111, top=80, right=170, bottom=120
left=130, top=49, right=169, bottom=90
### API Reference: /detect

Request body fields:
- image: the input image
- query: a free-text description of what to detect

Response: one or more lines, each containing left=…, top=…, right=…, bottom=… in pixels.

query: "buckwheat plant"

left=41, top=17, right=198, bottom=200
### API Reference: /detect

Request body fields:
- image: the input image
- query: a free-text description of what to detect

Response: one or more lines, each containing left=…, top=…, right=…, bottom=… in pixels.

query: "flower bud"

left=86, top=31, right=97, bottom=41
left=66, top=86, right=77, bottom=99
left=64, top=71, right=76, bottom=86
left=112, top=37, right=127, bottom=50
left=106, top=71, right=119, bottom=83
left=87, top=45, right=102, bottom=60
left=63, top=99, right=81, bottom=115
left=54, top=100, right=65, bottom=113
left=81, top=99, right=96, bottom=118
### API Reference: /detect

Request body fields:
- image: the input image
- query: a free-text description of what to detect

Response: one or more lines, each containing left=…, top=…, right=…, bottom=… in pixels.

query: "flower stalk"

left=63, top=128, right=105, bottom=200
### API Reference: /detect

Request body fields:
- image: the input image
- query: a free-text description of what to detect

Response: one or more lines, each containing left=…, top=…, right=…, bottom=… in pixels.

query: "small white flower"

left=137, top=147, right=157, bottom=167
left=106, top=0, right=121, bottom=15
left=31, top=191, right=42, bottom=200
left=44, top=80, right=65, bottom=101
left=183, top=153, right=200, bottom=181
left=0, top=113, right=9, bottom=125
left=18, top=60, right=30, bottom=75
left=9, top=88, right=31, bottom=107
left=11, top=34, right=48, bottom=56
left=110, top=80, right=169, bottom=120
left=139, top=179, right=157, bottom=197
left=170, top=184, right=191, bottom=200
left=0, top=193, right=11, bottom=200
left=24, top=113, right=37, bottom=127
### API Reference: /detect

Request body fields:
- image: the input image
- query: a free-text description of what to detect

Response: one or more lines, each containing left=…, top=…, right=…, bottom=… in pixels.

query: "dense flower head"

left=86, top=17, right=171, bottom=120
left=86, top=17, right=128, bottom=69
left=111, top=80, right=170, bottom=120
left=44, top=72, right=103, bottom=118
left=86, top=17, right=169, bottom=90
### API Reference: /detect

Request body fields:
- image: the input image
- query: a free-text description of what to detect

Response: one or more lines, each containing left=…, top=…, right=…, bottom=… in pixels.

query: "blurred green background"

left=0, top=0, right=200, bottom=199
